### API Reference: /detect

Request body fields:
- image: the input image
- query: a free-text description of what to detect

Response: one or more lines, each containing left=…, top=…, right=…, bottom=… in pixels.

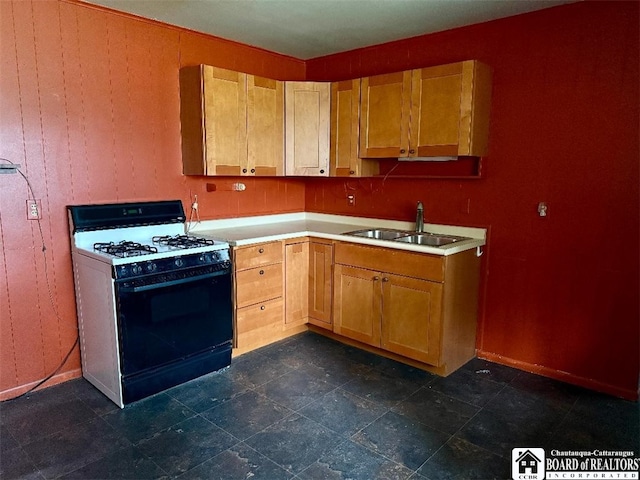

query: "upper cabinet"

left=360, top=60, right=492, bottom=159
left=179, top=65, right=284, bottom=176
left=285, top=82, right=330, bottom=176
left=247, top=75, right=285, bottom=176
left=179, top=60, right=492, bottom=177
left=330, top=80, right=379, bottom=177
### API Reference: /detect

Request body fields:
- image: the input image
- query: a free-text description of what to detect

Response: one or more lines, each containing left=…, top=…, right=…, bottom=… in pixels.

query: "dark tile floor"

left=1, top=331, right=638, bottom=479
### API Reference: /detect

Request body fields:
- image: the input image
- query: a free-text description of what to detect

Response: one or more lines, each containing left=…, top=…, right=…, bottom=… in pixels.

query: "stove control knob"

left=145, top=262, right=157, bottom=273
left=131, top=264, right=143, bottom=275
left=174, top=258, right=184, bottom=268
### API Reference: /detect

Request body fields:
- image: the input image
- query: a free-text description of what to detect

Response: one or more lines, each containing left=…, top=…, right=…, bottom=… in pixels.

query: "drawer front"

left=236, top=297, right=284, bottom=353
left=234, top=242, right=283, bottom=270
left=236, top=297, right=283, bottom=334
left=334, top=241, right=444, bottom=282
left=235, top=263, right=283, bottom=308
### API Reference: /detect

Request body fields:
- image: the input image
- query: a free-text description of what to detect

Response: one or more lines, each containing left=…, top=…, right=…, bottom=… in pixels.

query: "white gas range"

left=68, top=200, right=233, bottom=407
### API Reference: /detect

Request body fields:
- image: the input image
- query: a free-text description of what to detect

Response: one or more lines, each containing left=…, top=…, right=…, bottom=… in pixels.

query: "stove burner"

left=152, top=235, right=216, bottom=249
left=94, top=241, right=158, bottom=258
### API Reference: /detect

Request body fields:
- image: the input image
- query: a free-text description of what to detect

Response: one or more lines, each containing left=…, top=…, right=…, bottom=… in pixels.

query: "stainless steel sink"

left=345, top=229, right=411, bottom=240
left=344, top=228, right=470, bottom=247
left=394, top=234, right=462, bottom=246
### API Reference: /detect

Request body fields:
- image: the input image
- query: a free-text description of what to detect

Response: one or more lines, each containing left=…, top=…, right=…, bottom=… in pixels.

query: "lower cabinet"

left=332, top=241, right=479, bottom=375
left=233, top=241, right=285, bottom=355
left=234, top=237, right=479, bottom=376
left=308, top=240, right=333, bottom=329
left=333, top=265, right=442, bottom=365
left=284, top=238, right=334, bottom=330
left=284, top=239, right=310, bottom=329
left=380, top=274, right=443, bottom=366
left=333, top=264, right=380, bottom=346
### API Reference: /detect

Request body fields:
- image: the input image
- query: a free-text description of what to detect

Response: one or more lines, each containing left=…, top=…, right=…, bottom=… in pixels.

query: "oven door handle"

left=117, top=270, right=229, bottom=293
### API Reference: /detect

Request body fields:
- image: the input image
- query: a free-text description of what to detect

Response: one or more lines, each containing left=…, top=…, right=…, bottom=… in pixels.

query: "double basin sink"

left=344, top=228, right=470, bottom=247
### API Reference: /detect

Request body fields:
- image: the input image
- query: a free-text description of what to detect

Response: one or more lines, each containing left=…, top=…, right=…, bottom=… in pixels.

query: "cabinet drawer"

left=334, top=242, right=444, bottom=282
left=235, top=263, right=283, bottom=308
left=236, top=297, right=284, bottom=353
left=236, top=297, right=283, bottom=334
left=234, top=242, right=282, bottom=270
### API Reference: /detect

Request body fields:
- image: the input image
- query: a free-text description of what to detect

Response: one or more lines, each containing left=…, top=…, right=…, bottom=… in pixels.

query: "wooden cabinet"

left=360, top=60, right=492, bottom=159
left=285, top=82, right=330, bottom=176
left=180, top=65, right=284, bottom=176
left=333, top=265, right=442, bottom=364
left=380, top=274, right=443, bottom=366
left=233, top=241, right=284, bottom=355
left=333, top=264, right=380, bottom=345
left=329, top=80, right=379, bottom=177
left=332, top=241, right=480, bottom=375
left=308, top=240, right=333, bottom=329
left=284, top=239, right=309, bottom=329
left=359, top=71, right=412, bottom=159
left=284, top=238, right=333, bottom=330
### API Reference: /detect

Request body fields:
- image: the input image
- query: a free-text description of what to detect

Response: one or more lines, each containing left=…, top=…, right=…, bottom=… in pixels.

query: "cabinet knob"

left=260, top=305, right=265, bottom=311
left=258, top=248, right=264, bottom=254
left=251, top=168, right=255, bottom=173
left=349, top=170, right=355, bottom=175
left=373, top=276, right=380, bottom=281
left=259, top=269, right=265, bottom=275
left=409, top=149, right=415, bottom=155
left=242, top=168, right=247, bottom=173
left=399, top=149, right=406, bottom=154
left=382, top=277, right=389, bottom=282
left=320, top=169, right=325, bottom=174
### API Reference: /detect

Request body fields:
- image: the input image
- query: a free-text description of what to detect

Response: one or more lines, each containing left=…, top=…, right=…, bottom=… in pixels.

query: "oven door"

left=115, top=266, right=232, bottom=378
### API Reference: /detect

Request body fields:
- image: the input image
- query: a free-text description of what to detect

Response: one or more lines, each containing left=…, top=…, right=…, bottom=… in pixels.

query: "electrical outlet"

left=347, top=194, right=355, bottom=206
left=27, top=199, right=42, bottom=220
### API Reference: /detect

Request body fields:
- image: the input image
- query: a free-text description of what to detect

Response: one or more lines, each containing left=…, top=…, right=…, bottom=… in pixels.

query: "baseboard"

left=0, top=368, right=82, bottom=401
left=477, top=350, right=638, bottom=402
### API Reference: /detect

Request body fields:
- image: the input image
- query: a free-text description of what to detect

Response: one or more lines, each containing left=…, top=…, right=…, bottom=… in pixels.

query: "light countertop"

left=190, top=212, right=485, bottom=256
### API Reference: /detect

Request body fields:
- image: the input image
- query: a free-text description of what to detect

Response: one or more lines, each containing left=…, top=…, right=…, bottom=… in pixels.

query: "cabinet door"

left=330, top=80, right=379, bottom=177
left=247, top=75, right=284, bottom=176
left=410, top=60, right=491, bottom=157
left=308, top=241, right=333, bottom=328
left=409, top=63, right=463, bottom=158
left=380, top=274, right=443, bottom=366
left=285, top=82, right=330, bottom=176
left=333, top=264, right=380, bottom=346
left=359, top=71, right=412, bottom=158
left=179, top=65, right=247, bottom=176
left=284, top=241, right=309, bottom=328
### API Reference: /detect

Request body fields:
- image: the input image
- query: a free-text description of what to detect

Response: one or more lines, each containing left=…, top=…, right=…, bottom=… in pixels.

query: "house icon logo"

left=512, top=448, right=545, bottom=480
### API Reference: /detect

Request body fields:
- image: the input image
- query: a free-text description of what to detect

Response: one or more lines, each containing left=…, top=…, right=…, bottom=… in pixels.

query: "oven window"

left=116, top=272, right=232, bottom=376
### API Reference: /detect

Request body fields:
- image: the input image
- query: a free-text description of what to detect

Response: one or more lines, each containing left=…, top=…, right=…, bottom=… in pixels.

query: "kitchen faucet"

left=416, top=201, right=424, bottom=233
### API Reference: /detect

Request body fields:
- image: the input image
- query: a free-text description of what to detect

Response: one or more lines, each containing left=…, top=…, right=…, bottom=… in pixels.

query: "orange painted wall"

left=306, top=2, right=639, bottom=398
left=0, top=0, right=305, bottom=399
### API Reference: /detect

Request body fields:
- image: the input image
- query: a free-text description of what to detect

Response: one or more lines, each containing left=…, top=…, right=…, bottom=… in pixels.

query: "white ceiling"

left=84, top=0, right=575, bottom=60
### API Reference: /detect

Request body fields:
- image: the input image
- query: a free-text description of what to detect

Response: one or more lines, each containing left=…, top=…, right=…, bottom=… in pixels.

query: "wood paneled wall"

left=306, top=2, right=639, bottom=398
left=0, top=0, right=305, bottom=399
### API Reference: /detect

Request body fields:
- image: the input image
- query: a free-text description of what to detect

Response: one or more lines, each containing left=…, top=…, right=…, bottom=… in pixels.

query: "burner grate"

left=94, top=241, right=158, bottom=258
left=152, top=235, right=215, bottom=249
